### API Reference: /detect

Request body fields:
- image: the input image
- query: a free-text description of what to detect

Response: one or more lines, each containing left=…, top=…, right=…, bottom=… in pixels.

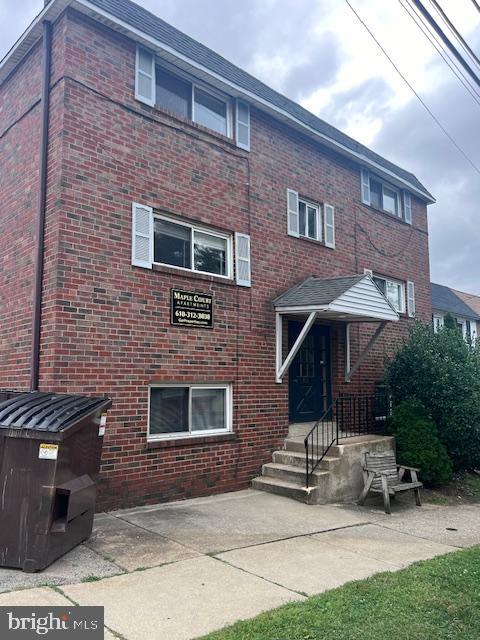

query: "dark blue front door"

left=288, top=322, right=331, bottom=423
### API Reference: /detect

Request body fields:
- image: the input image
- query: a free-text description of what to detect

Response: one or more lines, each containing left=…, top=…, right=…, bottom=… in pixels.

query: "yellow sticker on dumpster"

left=39, top=443, right=58, bottom=460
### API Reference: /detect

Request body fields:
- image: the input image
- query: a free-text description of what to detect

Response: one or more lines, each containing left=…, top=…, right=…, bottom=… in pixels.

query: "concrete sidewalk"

left=1, top=490, right=479, bottom=639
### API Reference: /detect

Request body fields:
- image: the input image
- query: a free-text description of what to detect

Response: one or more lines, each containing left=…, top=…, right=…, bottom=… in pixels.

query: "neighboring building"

left=431, top=283, right=479, bottom=341
left=0, top=0, right=434, bottom=510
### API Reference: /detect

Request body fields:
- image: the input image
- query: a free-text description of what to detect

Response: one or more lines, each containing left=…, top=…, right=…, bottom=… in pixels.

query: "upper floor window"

left=287, top=189, right=335, bottom=248
left=299, top=199, right=320, bottom=241
left=131, top=203, right=251, bottom=286
left=155, top=67, right=229, bottom=136
left=136, top=47, right=250, bottom=149
left=361, top=169, right=412, bottom=225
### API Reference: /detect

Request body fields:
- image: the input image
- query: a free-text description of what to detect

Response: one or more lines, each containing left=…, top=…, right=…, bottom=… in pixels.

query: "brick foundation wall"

left=1, top=9, right=432, bottom=510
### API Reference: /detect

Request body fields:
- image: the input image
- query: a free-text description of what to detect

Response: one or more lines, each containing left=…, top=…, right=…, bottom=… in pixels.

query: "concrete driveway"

left=1, top=490, right=479, bottom=639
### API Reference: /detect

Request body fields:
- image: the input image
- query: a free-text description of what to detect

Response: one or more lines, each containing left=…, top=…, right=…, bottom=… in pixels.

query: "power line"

left=469, top=0, right=480, bottom=14
left=399, top=0, right=480, bottom=106
left=344, top=0, right=480, bottom=176
left=429, top=0, right=480, bottom=69
left=410, top=0, right=480, bottom=86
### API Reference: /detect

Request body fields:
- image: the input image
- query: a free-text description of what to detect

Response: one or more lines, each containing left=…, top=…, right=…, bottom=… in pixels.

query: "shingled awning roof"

left=274, top=275, right=399, bottom=322
left=274, top=275, right=399, bottom=382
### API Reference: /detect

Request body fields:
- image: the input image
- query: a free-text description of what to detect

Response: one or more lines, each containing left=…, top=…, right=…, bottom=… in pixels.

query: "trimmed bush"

left=389, top=398, right=453, bottom=487
left=387, top=321, right=480, bottom=470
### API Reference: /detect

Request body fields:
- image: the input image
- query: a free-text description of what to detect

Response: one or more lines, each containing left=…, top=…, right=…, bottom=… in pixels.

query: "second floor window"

left=373, top=275, right=405, bottom=313
left=154, top=216, right=231, bottom=278
left=299, top=199, right=320, bottom=241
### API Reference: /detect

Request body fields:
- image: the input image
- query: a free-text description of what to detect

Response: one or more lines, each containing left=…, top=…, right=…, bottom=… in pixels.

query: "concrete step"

left=273, top=449, right=340, bottom=470
left=284, top=436, right=335, bottom=455
left=288, top=421, right=337, bottom=438
left=251, top=476, right=315, bottom=503
left=262, top=462, right=329, bottom=486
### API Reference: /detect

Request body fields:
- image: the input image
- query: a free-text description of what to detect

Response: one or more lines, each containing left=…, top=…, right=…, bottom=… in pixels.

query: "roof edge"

left=0, top=0, right=435, bottom=203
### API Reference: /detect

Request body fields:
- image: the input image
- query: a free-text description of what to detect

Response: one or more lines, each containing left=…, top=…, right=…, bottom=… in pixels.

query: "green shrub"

left=387, top=322, right=480, bottom=470
left=389, top=398, right=453, bottom=486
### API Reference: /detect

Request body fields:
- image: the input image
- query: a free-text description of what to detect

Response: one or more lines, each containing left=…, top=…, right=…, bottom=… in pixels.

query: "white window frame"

left=298, top=198, right=321, bottom=242
left=147, top=383, right=232, bottom=441
left=362, top=169, right=407, bottom=221
left=153, top=213, right=233, bottom=280
left=153, top=60, right=233, bottom=138
left=372, top=274, right=406, bottom=313
left=382, top=183, right=402, bottom=218
left=433, top=314, right=444, bottom=333
left=192, top=84, right=232, bottom=138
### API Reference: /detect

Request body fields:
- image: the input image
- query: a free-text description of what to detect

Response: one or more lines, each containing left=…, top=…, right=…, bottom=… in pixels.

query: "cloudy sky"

left=1, top=0, right=479, bottom=292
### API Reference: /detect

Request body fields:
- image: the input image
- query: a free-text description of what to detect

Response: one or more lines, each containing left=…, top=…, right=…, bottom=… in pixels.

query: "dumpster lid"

left=0, top=392, right=109, bottom=432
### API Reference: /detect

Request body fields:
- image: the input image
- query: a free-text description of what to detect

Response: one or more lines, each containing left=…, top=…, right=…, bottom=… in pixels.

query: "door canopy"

left=274, top=274, right=399, bottom=383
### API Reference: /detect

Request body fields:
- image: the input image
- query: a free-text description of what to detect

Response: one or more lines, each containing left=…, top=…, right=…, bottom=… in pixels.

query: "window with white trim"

left=372, top=275, right=405, bottom=313
left=361, top=169, right=412, bottom=224
left=432, top=314, right=444, bottom=333
left=131, top=204, right=251, bottom=285
left=299, top=199, right=320, bottom=241
left=287, top=189, right=335, bottom=247
left=154, top=214, right=232, bottom=278
left=135, top=48, right=251, bottom=146
left=148, top=385, right=231, bottom=439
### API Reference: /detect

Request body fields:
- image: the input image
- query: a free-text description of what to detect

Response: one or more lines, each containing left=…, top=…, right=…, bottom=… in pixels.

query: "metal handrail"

left=303, top=391, right=391, bottom=488
left=304, top=399, right=337, bottom=489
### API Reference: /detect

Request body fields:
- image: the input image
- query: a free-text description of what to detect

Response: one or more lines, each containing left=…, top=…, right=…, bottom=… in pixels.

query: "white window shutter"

left=324, top=203, right=335, bottom=248
left=403, top=191, right=412, bottom=224
left=361, top=169, right=370, bottom=205
left=364, top=268, right=373, bottom=277
left=287, top=189, right=299, bottom=237
left=236, top=100, right=250, bottom=151
left=407, top=281, right=416, bottom=317
left=235, top=233, right=251, bottom=287
left=135, top=46, right=155, bottom=107
left=132, top=202, right=154, bottom=269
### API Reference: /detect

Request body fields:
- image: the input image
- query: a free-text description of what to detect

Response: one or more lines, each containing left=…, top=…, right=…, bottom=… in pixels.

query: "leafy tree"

left=389, top=398, right=453, bottom=486
left=387, top=322, right=480, bottom=470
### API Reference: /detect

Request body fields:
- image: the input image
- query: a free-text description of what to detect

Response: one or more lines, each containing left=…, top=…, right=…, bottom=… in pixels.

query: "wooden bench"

left=358, top=452, right=423, bottom=514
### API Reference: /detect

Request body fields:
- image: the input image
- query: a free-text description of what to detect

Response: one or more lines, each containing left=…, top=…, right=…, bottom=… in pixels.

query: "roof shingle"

left=274, top=275, right=365, bottom=308
left=431, top=283, right=480, bottom=320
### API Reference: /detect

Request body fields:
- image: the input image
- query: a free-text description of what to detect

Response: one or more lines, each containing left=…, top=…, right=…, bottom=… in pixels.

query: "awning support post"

left=276, top=311, right=317, bottom=383
left=345, top=321, right=387, bottom=383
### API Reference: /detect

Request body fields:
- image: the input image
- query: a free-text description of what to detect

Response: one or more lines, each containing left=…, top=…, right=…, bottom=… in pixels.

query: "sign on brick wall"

left=171, top=289, right=213, bottom=328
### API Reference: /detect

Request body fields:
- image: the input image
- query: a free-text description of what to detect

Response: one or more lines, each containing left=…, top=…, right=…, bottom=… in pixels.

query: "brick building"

left=0, top=0, right=434, bottom=510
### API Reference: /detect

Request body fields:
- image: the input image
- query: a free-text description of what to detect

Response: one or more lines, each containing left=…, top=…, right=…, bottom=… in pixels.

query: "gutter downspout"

left=30, top=20, right=52, bottom=391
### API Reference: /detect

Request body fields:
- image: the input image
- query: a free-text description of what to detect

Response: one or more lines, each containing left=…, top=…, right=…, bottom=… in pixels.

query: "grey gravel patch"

left=0, top=545, right=123, bottom=593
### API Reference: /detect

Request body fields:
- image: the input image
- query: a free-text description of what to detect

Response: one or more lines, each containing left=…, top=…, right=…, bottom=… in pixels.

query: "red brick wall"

left=0, top=42, right=42, bottom=390
left=1, top=9, right=432, bottom=509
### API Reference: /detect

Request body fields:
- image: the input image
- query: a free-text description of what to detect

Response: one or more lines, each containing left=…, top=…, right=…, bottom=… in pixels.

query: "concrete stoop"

left=252, top=433, right=395, bottom=505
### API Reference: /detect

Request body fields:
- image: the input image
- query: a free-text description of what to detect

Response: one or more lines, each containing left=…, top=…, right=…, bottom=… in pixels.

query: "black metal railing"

left=304, top=390, right=391, bottom=488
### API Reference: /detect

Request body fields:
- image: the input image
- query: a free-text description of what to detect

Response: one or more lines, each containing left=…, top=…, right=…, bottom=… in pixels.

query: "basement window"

left=148, top=385, right=231, bottom=439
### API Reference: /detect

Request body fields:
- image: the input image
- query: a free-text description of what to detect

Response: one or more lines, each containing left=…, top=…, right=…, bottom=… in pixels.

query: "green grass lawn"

left=199, top=546, right=480, bottom=640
